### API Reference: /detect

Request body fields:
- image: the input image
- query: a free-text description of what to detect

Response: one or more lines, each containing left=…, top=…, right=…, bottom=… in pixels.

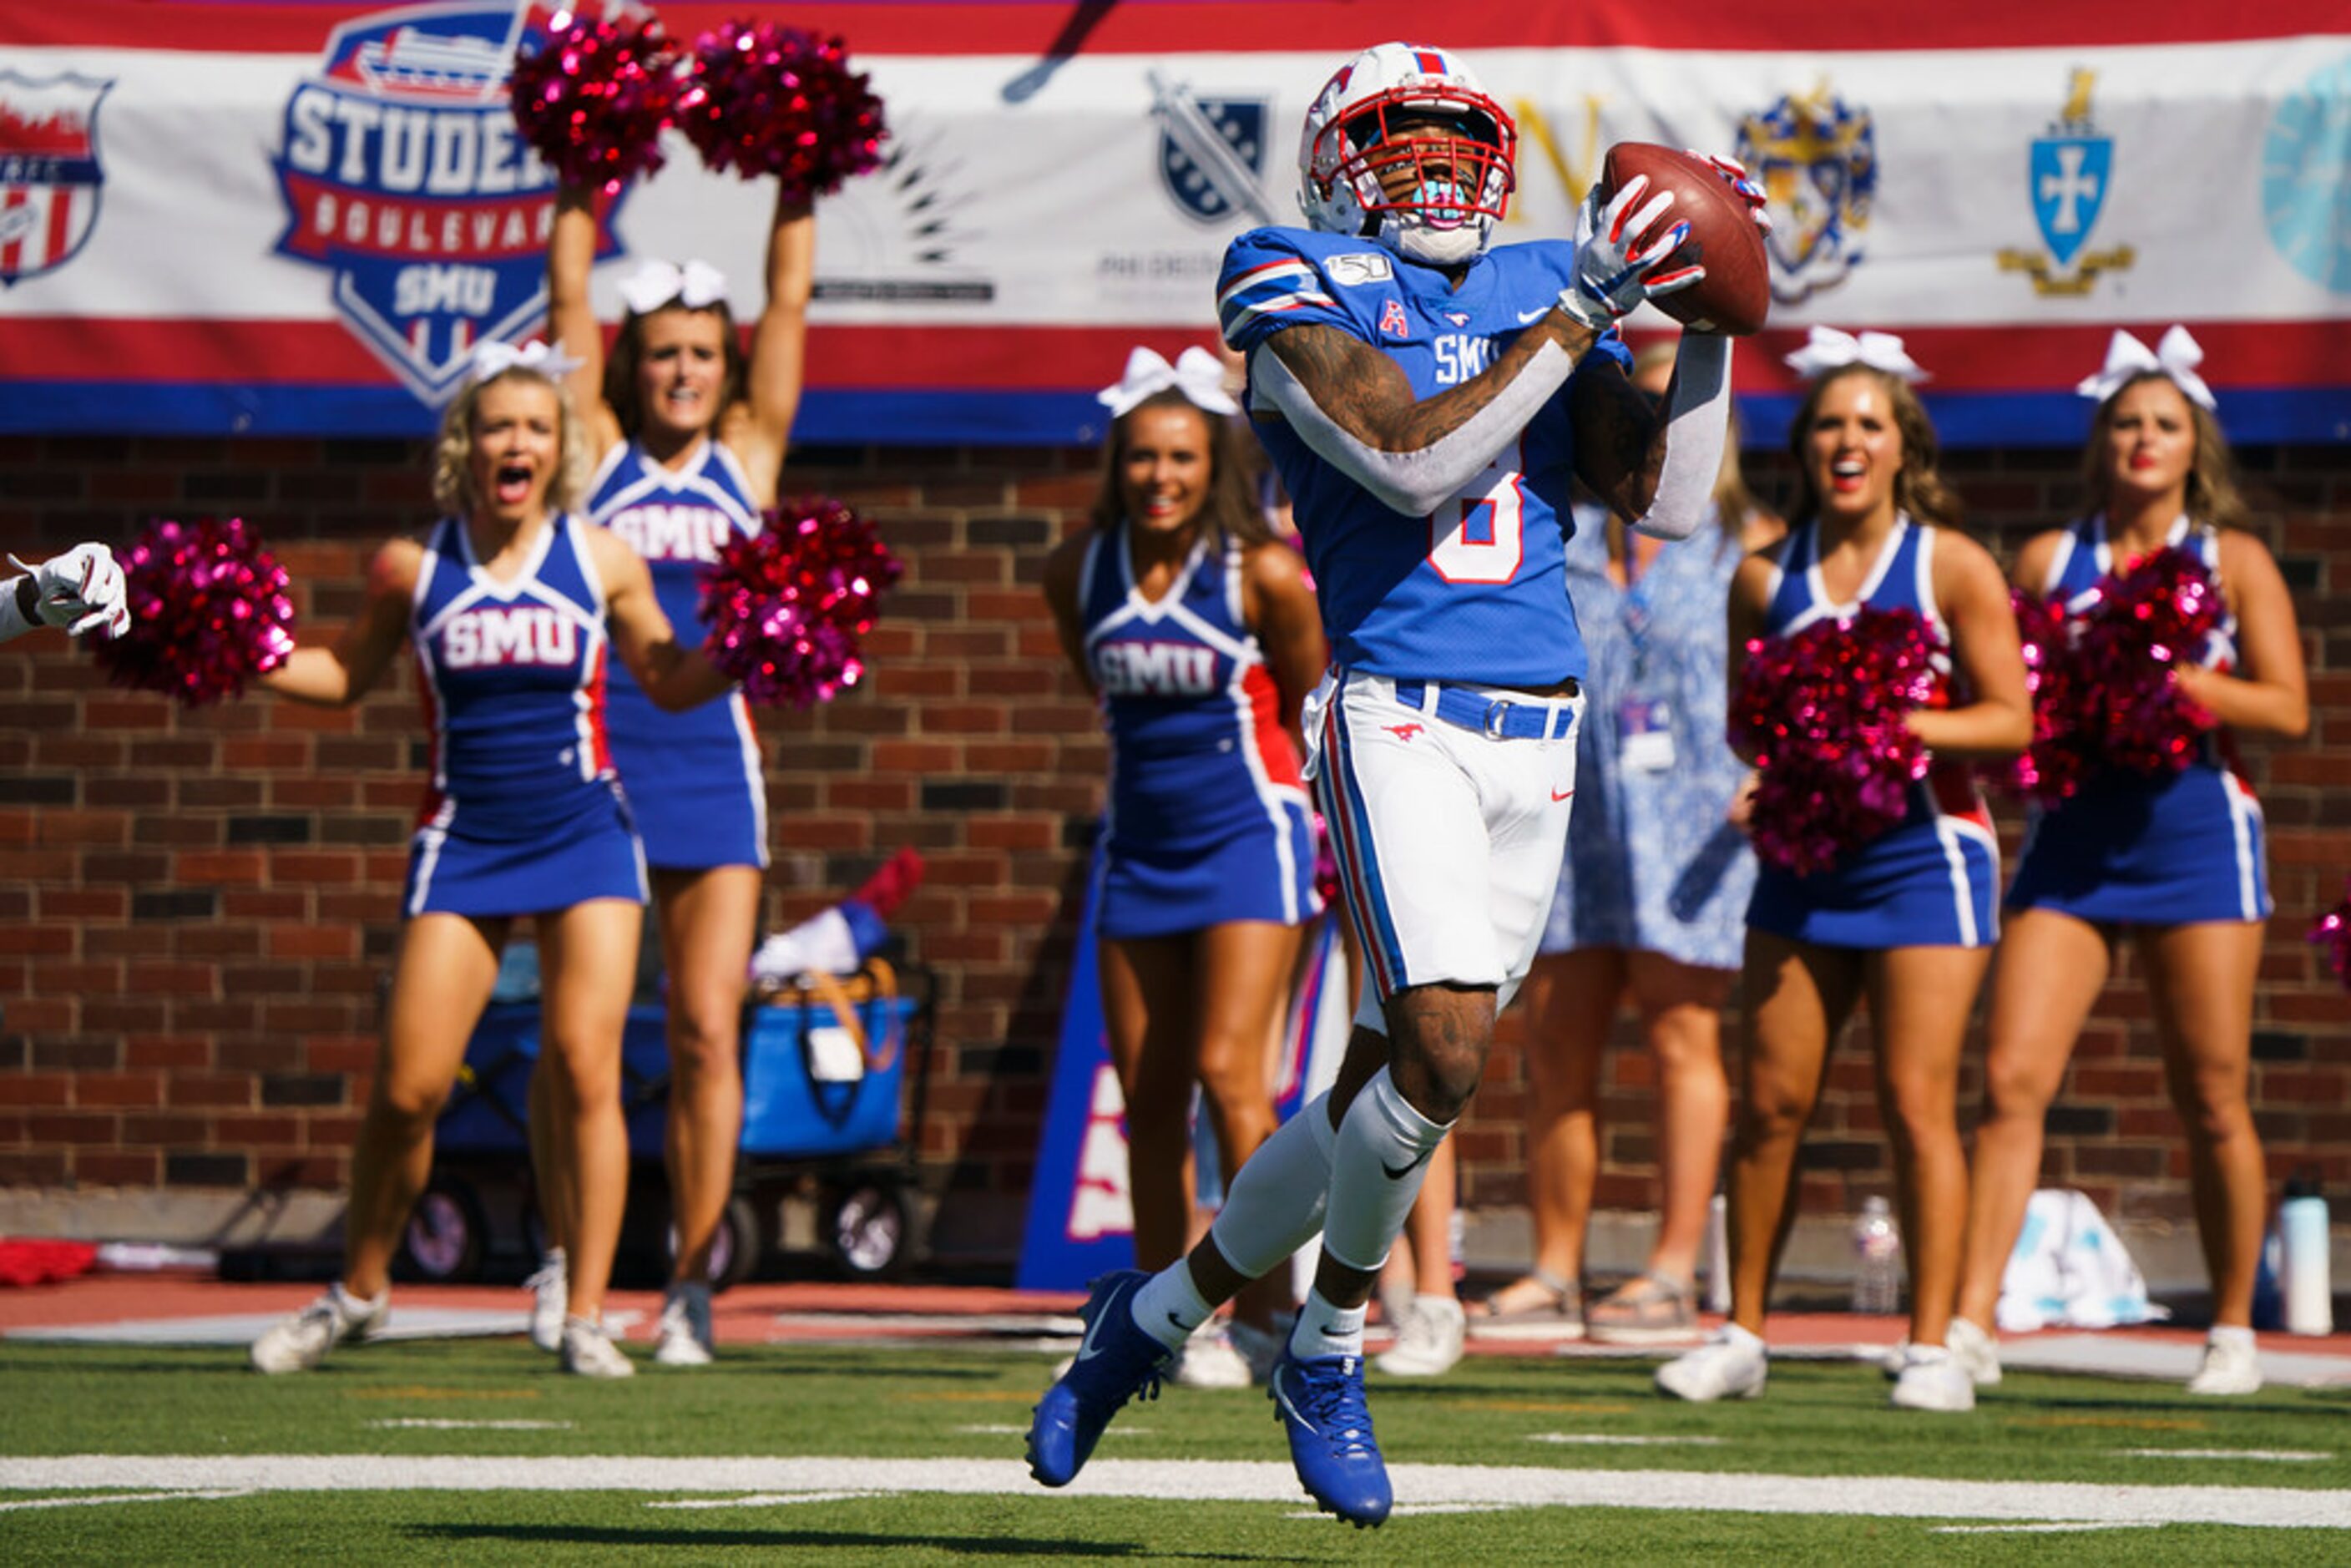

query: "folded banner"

left=2, top=2, right=2347, bottom=443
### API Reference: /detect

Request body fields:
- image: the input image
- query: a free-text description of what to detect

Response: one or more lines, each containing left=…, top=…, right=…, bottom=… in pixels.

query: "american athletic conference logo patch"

left=0, top=72, right=113, bottom=287
left=271, top=3, right=627, bottom=406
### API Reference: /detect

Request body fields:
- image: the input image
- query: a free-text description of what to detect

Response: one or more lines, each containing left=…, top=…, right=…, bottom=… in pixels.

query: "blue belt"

left=1390, top=678, right=1581, bottom=741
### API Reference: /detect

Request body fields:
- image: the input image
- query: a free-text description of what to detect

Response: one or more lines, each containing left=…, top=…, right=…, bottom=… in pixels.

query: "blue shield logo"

left=0, top=71, right=112, bottom=286
left=271, top=3, right=627, bottom=407
left=1150, top=78, right=1274, bottom=226
left=2030, top=135, right=2111, bottom=269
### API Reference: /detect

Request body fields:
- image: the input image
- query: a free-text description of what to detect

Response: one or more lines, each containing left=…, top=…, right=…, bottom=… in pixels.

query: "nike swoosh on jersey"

left=1382, top=1147, right=1434, bottom=1181
left=1517, top=304, right=1555, bottom=323
left=1551, top=787, right=1575, bottom=802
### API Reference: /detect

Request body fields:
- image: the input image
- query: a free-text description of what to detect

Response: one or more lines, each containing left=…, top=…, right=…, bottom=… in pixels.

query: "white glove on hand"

left=11, top=543, right=129, bottom=637
left=1686, top=149, right=1774, bottom=236
left=1559, top=175, right=1701, bottom=332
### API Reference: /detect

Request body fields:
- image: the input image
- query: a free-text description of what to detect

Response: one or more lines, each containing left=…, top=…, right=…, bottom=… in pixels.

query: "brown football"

left=1598, top=142, right=1770, bottom=336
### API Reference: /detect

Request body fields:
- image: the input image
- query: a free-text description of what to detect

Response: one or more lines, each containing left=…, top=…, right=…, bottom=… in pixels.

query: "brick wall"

left=2, top=434, right=2345, bottom=1263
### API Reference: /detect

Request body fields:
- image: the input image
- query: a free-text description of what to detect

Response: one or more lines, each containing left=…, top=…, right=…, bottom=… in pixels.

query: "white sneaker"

left=2185, top=1331, right=2263, bottom=1396
left=1889, top=1343, right=1976, bottom=1412
left=1227, top=1318, right=1285, bottom=1386
left=654, top=1282, right=715, bottom=1368
left=560, top=1315, right=635, bottom=1378
left=250, top=1284, right=387, bottom=1374
left=523, top=1249, right=567, bottom=1354
left=1948, top=1317, right=2002, bottom=1388
left=1169, top=1327, right=1252, bottom=1389
left=1375, top=1295, right=1467, bottom=1378
left=1656, top=1325, right=1767, bottom=1402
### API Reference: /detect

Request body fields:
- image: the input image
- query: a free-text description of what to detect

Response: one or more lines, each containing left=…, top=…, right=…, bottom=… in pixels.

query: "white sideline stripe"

left=2118, top=1449, right=2333, bottom=1463
left=368, top=1420, right=574, bottom=1432
left=956, top=1426, right=1155, bottom=1438
left=648, top=1492, right=880, bottom=1510
left=3, top=1458, right=2347, bottom=1529
left=1932, top=1522, right=2162, bottom=1535
left=0, top=1490, right=252, bottom=1513
left=1529, top=1433, right=1726, bottom=1447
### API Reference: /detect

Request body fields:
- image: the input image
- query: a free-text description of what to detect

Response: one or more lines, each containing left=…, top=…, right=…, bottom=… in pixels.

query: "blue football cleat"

left=1269, top=1348, right=1392, bottom=1527
left=1026, top=1270, right=1173, bottom=1487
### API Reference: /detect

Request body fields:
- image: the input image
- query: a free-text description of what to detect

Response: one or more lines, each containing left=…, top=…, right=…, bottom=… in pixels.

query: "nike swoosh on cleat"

left=1074, top=1282, right=1125, bottom=1361
left=1381, top=1148, right=1433, bottom=1181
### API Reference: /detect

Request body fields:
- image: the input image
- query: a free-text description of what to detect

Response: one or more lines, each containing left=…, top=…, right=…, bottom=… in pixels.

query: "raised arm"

left=1909, top=531, right=2031, bottom=760
left=260, top=539, right=420, bottom=706
left=1573, top=333, right=1733, bottom=543
left=549, top=186, right=624, bottom=458
left=2174, top=531, right=2309, bottom=738
left=585, top=527, right=731, bottom=712
left=722, top=190, right=816, bottom=510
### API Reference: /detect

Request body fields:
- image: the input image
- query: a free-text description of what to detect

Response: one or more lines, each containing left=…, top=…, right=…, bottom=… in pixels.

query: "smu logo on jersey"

left=0, top=72, right=112, bottom=287
left=272, top=3, right=628, bottom=407
left=605, top=503, right=736, bottom=564
left=1095, top=641, right=1218, bottom=697
left=441, top=605, right=579, bottom=669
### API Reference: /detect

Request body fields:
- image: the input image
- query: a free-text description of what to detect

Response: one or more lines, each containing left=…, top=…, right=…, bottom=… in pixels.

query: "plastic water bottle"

left=1852, top=1196, right=1903, bottom=1315
left=2280, top=1172, right=2334, bottom=1337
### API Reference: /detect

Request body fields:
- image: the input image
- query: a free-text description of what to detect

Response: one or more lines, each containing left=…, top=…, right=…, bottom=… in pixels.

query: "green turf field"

left=3, top=1340, right=2345, bottom=1562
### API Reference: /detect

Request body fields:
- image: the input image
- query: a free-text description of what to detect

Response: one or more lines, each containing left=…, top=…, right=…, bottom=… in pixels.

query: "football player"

left=1029, top=40, right=1766, bottom=1526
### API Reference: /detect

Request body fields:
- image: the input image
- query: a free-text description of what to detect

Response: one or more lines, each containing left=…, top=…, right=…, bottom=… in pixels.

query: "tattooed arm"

left=1573, top=333, right=1732, bottom=540
left=1251, top=308, right=1604, bottom=517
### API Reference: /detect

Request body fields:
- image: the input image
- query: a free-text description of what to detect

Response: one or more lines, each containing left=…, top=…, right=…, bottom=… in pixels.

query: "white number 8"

left=1428, top=449, right=1526, bottom=585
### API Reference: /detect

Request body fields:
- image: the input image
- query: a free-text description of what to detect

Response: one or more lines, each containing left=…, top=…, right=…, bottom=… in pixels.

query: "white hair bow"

left=618, top=258, right=730, bottom=317
left=1097, top=346, right=1239, bottom=417
left=1782, top=325, right=1929, bottom=385
left=467, top=338, right=584, bottom=386
left=2075, top=325, right=2215, bottom=411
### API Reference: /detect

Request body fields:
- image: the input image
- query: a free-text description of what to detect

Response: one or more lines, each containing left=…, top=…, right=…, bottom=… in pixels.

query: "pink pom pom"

left=509, top=13, right=679, bottom=195
left=699, top=497, right=902, bottom=708
left=1991, top=588, right=2096, bottom=805
left=2071, top=544, right=2222, bottom=776
left=677, top=22, right=887, bottom=201
left=1729, top=606, right=1940, bottom=876
left=2312, top=877, right=2351, bottom=993
left=91, top=516, right=297, bottom=706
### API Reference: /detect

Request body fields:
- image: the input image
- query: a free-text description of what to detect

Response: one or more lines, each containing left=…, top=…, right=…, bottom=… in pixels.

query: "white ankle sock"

left=1289, top=1289, right=1368, bottom=1361
left=1320, top=1067, right=1449, bottom=1273
left=1201, top=1090, right=1337, bottom=1278
left=2210, top=1324, right=2255, bottom=1350
left=1132, top=1263, right=1216, bottom=1353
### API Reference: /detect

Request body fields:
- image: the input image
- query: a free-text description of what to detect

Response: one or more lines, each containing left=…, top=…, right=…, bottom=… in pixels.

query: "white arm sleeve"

left=1250, top=337, right=1575, bottom=518
left=1630, top=334, right=1734, bottom=541
left=0, top=577, right=31, bottom=643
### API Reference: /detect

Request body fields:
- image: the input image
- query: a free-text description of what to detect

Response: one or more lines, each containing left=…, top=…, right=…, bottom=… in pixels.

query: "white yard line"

left=0, top=1490, right=252, bottom=1513
left=1529, top=1433, right=1727, bottom=1447
left=2117, top=1449, right=2333, bottom=1463
left=367, top=1419, right=574, bottom=1432
left=2, top=1456, right=2346, bottom=1529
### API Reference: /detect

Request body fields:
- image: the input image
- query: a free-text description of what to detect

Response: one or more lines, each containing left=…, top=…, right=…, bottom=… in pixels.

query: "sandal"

left=1468, top=1268, right=1584, bottom=1342
left=1585, top=1271, right=1700, bottom=1346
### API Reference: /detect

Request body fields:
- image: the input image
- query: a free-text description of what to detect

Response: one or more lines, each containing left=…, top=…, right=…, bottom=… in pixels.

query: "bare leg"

left=1497, top=948, right=1624, bottom=1308
left=1727, top=931, right=1861, bottom=1335
left=653, top=866, right=758, bottom=1285
left=1865, top=944, right=1992, bottom=1351
left=528, top=1049, right=569, bottom=1257
left=345, top=914, right=507, bottom=1299
left=2141, top=920, right=2268, bottom=1328
left=1625, top=952, right=1732, bottom=1284
left=1195, top=920, right=1304, bottom=1329
left=1954, top=910, right=2111, bottom=1328
left=1098, top=933, right=1201, bottom=1273
left=536, top=898, right=643, bottom=1322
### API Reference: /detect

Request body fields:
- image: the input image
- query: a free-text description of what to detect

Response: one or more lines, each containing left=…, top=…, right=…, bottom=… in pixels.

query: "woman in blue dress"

left=1041, top=347, right=1327, bottom=1386
left=1481, top=343, right=1782, bottom=1348
left=248, top=346, right=736, bottom=1378
left=530, top=175, right=815, bottom=1364
left=1658, top=332, right=2030, bottom=1413
left=1954, top=329, right=2308, bottom=1397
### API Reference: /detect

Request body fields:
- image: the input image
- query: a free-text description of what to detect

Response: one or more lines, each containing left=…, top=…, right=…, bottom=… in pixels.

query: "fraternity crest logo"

left=1997, top=70, right=2136, bottom=296
left=1736, top=82, right=1877, bottom=306
left=271, top=3, right=627, bottom=406
left=1147, top=68, right=1277, bottom=226
left=0, top=72, right=113, bottom=287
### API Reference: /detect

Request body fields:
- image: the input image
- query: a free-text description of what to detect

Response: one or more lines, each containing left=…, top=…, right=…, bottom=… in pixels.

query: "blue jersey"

left=584, top=437, right=767, bottom=869
left=2007, top=513, right=2268, bottom=924
left=1747, top=515, right=2000, bottom=948
left=1216, top=225, right=1630, bottom=688
left=1082, top=527, right=1317, bottom=938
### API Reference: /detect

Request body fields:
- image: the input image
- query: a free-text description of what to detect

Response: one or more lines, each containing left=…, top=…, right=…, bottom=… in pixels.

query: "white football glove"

left=1558, top=175, right=1701, bottom=332
left=11, top=543, right=129, bottom=637
left=1686, top=149, right=1774, bottom=236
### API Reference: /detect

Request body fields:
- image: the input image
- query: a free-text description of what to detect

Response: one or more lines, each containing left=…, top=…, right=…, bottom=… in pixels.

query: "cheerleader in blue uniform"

left=1956, top=329, right=2308, bottom=1398
left=1660, top=331, right=2030, bottom=1414
left=533, top=178, right=814, bottom=1364
left=1041, top=346, right=1327, bottom=1386
left=248, top=344, right=735, bottom=1380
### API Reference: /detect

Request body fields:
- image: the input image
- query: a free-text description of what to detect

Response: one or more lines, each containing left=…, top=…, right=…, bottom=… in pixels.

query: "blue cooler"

left=741, top=980, right=918, bottom=1158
